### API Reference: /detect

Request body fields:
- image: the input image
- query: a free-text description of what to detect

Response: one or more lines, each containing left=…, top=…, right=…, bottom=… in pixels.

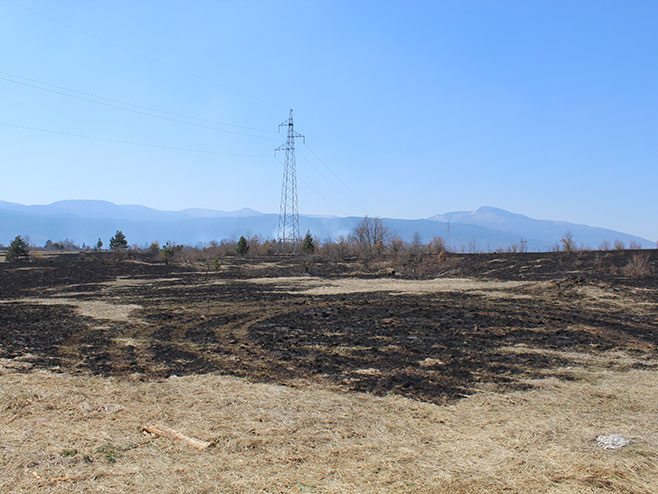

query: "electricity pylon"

left=275, top=109, right=304, bottom=253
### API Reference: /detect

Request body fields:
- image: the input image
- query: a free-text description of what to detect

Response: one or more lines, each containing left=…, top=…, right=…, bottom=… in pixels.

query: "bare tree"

left=560, top=231, right=576, bottom=253
left=410, top=232, right=423, bottom=256
left=351, top=216, right=390, bottom=258
left=389, top=232, right=404, bottom=258
left=428, top=236, right=446, bottom=255
left=519, top=238, right=528, bottom=253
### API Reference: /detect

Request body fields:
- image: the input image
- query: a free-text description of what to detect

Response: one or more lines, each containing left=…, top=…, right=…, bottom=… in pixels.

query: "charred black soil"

left=1, top=250, right=656, bottom=404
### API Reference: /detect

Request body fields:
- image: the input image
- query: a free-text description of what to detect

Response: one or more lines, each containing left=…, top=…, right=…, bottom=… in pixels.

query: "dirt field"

left=1, top=250, right=657, bottom=493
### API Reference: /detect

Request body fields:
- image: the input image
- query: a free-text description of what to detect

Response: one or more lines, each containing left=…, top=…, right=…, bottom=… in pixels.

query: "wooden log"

left=142, top=425, right=213, bottom=450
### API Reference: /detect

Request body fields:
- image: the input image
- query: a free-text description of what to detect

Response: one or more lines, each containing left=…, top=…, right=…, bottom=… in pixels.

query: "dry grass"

left=0, top=298, right=142, bottom=322
left=2, top=258, right=657, bottom=492
left=246, top=276, right=532, bottom=298
left=1, top=349, right=657, bottom=494
left=99, top=276, right=183, bottom=288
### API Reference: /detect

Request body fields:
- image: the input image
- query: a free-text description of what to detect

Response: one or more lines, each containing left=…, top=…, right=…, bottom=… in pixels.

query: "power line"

left=302, top=143, right=376, bottom=215
left=275, top=155, right=350, bottom=217
left=0, top=70, right=277, bottom=133
left=2, top=0, right=272, bottom=105
left=0, top=74, right=278, bottom=141
left=301, top=144, right=377, bottom=216
left=297, top=151, right=369, bottom=216
left=298, top=176, right=351, bottom=218
left=0, top=121, right=270, bottom=157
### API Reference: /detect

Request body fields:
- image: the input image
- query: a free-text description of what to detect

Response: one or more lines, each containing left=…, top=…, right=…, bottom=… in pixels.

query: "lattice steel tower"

left=275, top=109, right=304, bottom=252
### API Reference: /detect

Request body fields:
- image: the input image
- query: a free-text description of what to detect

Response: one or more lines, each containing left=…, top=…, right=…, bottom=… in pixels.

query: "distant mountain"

left=429, top=206, right=652, bottom=250
left=179, top=208, right=264, bottom=218
left=0, top=200, right=653, bottom=251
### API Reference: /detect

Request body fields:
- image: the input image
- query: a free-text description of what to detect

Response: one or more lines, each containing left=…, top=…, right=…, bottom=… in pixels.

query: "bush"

left=428, top=236, right=446, bottom=255
left=623, top=253, right=653, bottom=278
left=560, top=232, right=576, bottom=253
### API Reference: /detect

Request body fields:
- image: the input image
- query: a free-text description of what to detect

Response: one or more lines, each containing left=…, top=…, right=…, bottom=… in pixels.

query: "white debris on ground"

left=596, top=434, right=631, bottom=450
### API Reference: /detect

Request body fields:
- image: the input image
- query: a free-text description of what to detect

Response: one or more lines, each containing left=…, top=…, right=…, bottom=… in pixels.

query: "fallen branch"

left=142, top=425, right=213, bottom=450
left=50, top=477, right=83, bottom=485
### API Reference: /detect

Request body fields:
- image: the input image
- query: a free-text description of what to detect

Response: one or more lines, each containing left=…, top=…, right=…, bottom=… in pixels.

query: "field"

left=1, top=250, right=657, bottom=493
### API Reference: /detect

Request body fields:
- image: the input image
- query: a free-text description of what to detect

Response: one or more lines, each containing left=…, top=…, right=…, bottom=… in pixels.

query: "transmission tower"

left=275, top=109, right=304, bottom=253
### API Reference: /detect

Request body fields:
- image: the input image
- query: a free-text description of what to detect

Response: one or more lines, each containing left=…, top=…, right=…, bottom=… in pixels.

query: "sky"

left=0, top=0, right=656, bottom=241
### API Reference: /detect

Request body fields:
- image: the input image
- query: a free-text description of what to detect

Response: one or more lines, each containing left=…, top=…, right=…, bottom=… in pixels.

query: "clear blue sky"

left=0, top=0, right=656, bottom=240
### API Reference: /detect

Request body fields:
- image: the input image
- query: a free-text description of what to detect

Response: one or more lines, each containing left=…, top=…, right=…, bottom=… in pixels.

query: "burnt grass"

left=1, top=250, right=657, bottom=404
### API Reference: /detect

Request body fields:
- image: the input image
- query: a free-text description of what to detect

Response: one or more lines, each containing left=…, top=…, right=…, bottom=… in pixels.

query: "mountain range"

left=0, top=200, right=653, bottom=252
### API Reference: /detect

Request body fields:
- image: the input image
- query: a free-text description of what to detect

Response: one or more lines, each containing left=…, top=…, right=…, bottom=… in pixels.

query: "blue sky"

left=0, top=0, right=656, bottom=240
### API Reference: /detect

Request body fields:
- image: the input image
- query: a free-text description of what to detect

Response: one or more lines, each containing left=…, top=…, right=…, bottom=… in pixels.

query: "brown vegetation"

left=623, top=252, right=654, bottom=278
left=1, top=250, right=657, bottom=492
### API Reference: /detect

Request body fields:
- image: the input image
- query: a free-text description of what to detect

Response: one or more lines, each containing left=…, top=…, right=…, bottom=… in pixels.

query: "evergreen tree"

left=109, top=231, right=128, bottom=250
left=5, top=235, right=29, bottom=262
left=236, top=236, right=249, bottom=255
left=96, top=238, right=103, bottom=250
left=160, top=241, right=175, bottom=264
left=301, top=231, right=315, bottom=254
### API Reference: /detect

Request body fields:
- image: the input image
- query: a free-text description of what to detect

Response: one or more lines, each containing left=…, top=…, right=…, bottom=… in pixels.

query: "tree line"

left=2, top=218, right=654, bottom=263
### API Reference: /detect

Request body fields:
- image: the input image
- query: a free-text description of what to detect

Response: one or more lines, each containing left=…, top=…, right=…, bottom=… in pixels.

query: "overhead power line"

left=2, top=0, right=272, bottom=105
left=0, top=121, right=270, bottom=157
left=301, top=143, right=377, bottom=216
left=275, top=155, right=349, bottom=218
left=297, top=151, right=369, bottom=217
left=0, top=70, right=276, bottom=133
left=0, top=73, right=278, bottom=140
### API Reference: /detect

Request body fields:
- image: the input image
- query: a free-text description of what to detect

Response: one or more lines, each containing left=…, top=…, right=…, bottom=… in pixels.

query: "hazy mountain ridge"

left=0, top=200, right=653, bottom=251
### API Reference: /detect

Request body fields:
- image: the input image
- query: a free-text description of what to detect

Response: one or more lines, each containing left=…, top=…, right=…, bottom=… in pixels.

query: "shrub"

left=623, top=253, right=653, bottom=278
left=389, top=234, right=404, bottom=258
left=429, top=236, right=446, bottom=255
left=519, top=238, right=528, bottom=253
left=560, top=232, right=576, bottom=253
